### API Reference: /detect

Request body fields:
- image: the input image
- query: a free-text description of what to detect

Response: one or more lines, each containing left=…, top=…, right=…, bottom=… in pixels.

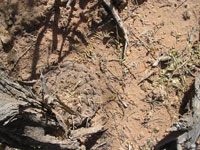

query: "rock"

left=183, top=10, right=191, bottom=20
left=0, top=33, right=12, bottom=45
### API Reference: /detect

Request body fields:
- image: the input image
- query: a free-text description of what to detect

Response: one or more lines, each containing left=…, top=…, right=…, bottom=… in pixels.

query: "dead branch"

left=156, top=74, right=200, bottom=150
left=102, top=0, right=129, bottom=59
left=0, top=73, right=80, bottom=149
left=0, top=72, right=102, bottom=149
left=39, top=71, right=81, bottom=137
left=70, top=124, right=104, bottom=139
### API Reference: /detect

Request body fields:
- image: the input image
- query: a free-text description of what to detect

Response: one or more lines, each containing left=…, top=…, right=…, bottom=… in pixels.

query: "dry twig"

left=70, top=124, right=104, bottom=139
left=173, top=0, right=188, bottom=12
left=9, top=45, right=33, bottom=75
left=138, top=71, right=155, bottom=84
left=102, top=0, right=129, bottom=59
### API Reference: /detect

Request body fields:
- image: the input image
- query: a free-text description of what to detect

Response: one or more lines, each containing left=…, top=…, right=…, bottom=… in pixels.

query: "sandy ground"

left=0, top=0, right=200, bottom=149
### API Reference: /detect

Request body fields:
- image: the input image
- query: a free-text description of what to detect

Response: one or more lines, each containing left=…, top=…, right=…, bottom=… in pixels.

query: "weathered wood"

left=70, top=124, right=104, bottom=139
left=0, top=72, right=41, bottom=106
left=0, top=125, right=80, bottom=150
left=183, top=74, right=200, bottom=149
left=0, top=72, right=81, bottom=149
left=0, top=91, right=27, bottom=126
left=0, top=71, right=104, bottom=149
left=156, top=74, right=200, bottom=150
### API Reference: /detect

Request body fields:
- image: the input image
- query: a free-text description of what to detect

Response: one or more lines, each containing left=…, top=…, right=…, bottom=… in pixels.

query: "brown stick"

left=9, top=45, right=34, bottom=75
left=70, top=124, right=104, bottom=139
left=102, top=0, right=129, bottom=59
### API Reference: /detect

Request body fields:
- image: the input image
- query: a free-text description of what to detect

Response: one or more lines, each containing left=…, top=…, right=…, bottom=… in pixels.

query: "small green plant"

left=157, top=42, right=200, bottom=98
